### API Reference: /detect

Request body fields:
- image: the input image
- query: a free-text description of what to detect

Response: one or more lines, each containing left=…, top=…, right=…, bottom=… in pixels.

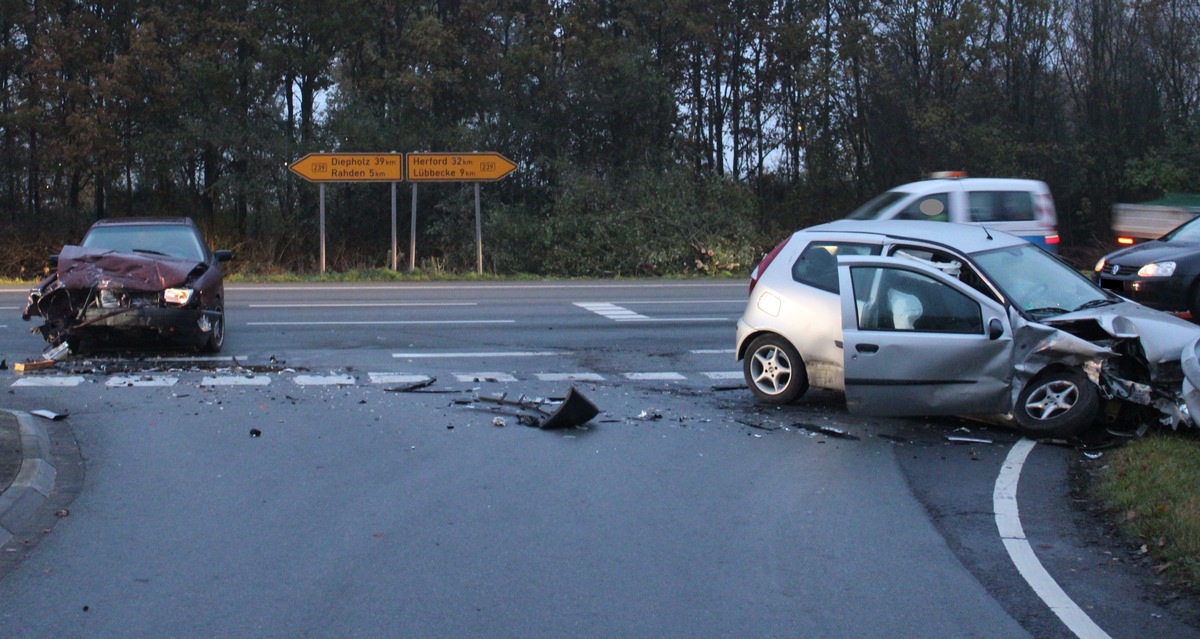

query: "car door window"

left=851, top=266, right=983, bottom=333
left=889, top=245, right=1002, bottom=303
left=894, top=193, right=949, bottom=221
left=792, top=242, right=878, bottom=293
left=968, top=191, right=1036, bottom=222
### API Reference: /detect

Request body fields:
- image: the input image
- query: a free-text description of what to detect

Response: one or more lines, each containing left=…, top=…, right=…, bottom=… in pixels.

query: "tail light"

left=1117, top=236, right=1135, bottom=245
left=749, top=236, right=792, bottom=294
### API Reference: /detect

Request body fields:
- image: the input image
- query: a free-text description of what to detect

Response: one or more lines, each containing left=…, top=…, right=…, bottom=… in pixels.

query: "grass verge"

left=1095, top=434, right=1200, bottom=590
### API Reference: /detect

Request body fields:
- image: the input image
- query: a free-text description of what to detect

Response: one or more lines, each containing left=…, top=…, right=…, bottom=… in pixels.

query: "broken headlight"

left=164, top=288, right=194, bottom=306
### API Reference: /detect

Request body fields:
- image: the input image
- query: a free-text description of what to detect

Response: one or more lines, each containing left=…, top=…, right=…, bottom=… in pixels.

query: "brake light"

left=1045, top=234, right=1060, bottom=245
left=1117, top=237, right=1135, bottom=245
left=749, top=236, right=792, bottom=294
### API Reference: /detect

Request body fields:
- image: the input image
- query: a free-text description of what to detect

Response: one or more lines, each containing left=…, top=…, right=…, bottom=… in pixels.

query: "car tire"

left=744, top=334, right=809, bottom=404
left=1014, top=369, right=1099, bottom=438
left=203, top=307, right=224, bottom=353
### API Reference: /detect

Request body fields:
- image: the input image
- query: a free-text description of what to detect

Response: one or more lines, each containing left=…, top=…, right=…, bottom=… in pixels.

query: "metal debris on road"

left=794, top=423, right=860, bottom=440
left=945, top=435, right=994, bottom=444
left=30, top=409, right=67, bottom=421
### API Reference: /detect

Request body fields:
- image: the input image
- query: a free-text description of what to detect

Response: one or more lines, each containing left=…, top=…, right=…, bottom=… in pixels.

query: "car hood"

left=1042, top=300, right=1200, bottom=366
left=1105, top=239, right=1200, bottom=266
left=54, top=245, right=205, bottom=292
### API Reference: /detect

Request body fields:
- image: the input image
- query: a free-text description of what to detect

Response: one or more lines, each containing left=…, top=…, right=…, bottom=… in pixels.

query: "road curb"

left=0, top=410, right=58, bottom=548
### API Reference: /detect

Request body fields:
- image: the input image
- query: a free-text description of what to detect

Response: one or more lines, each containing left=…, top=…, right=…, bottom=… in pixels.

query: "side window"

left=894, top=193, right=950, bottom=221
left=792, top=242, right=879, bottom=293
left=851, top=266, right=983, bottom=334
left=889, top=245, right=1002, bottom=304
left=968, top=191, right=1036, bottom=222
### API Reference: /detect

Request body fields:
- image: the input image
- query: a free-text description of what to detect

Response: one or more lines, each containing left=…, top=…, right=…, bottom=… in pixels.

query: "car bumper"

left=1094, top=273, right=1190, bottom=313
left=76, top=305, right=219, bottom=344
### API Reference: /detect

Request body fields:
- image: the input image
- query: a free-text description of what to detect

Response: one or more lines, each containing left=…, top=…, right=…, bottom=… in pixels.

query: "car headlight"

left=164, top=288, right=194, bottom=305
left=1094, top=258, right=1106, bottom=272
left=1137, top=261, right=1176, bottom=277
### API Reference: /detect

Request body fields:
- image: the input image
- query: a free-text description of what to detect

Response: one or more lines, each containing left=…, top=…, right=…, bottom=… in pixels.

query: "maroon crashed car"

left=23, top=217, right=233, bottom=353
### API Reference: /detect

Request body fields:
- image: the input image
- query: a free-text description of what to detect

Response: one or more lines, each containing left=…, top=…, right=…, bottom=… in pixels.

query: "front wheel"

left=1014, top=369, right=1099, bottom=438
left=743, top=334, right=809, bottom=404
left=202, top=307, right=224, bottom=353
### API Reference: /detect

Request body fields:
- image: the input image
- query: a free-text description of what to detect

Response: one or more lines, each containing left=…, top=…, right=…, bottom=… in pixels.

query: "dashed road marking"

left=575, top=302, right=650, bottom=320
left=293, top=374, right=357, bottom=386
left=249, top=302, right=477, bottom=308
left=702, top=371, right=742, bottom=380
left=12, top=376, right=87, bottom=387
left=624, top=372, right=687, bottom=381
left=535, top=373, right=605, bottom=382
left=106, top=375, right=179, bottom=387
left=250, top=320, right=513, bottom=326
left=692, top=349, right=736, bottom=354
left=368, top=373, right=432, bottom=385
left=454, top=373, right=519, bottom=383
left=199, top=375, right=271, bottom=386
left=393, top=351, right=563, bottom=359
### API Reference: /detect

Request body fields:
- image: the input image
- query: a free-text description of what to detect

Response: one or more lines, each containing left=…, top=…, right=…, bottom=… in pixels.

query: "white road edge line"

left=994, top=439, right=1112, bottom=639
left=248, top=302, right=477, bottom=308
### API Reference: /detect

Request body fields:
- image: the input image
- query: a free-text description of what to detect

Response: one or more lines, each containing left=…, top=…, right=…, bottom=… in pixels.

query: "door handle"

left=855, top=343, right=879, bottom=353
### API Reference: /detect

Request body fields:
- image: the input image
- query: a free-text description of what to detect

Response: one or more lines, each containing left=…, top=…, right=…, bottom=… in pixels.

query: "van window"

left=894, top=193, right=949, bottom=221
left=793, top=242, right=879, bottom=293
left=846, top=191, right=907, bottom=219
left=968, top=191, right=1036, bottom=222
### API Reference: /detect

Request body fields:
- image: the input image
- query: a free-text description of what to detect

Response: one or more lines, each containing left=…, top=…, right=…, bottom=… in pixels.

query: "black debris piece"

left=794, top=423, right=860, bottom=440
left=249, top=428, right=262, bottom=437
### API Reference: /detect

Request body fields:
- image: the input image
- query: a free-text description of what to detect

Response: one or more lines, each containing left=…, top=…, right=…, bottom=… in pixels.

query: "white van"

left=845, top=173, right=1060, bottom=252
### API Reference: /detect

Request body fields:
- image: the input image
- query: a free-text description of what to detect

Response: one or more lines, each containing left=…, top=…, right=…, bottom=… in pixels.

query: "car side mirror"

left=215, top=250, right=234, bottom=262
left=988, top=318, right=1004, bottom=340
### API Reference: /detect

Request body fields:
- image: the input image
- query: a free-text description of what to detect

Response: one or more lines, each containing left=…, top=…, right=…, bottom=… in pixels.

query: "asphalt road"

left=0, top=280, right=1196, bottom=638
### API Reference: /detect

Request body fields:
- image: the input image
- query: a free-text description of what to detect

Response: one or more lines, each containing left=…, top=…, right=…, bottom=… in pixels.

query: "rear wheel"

left=1014, top=369, right=1099, bottom=438
left=743, top=334, right=809, bottom=404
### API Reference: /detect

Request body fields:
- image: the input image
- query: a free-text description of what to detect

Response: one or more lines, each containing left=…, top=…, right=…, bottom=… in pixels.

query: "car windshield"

left=846, top=191, right=908, bottom=220
left=971, top=244, right=1115, bottom=320
left=1161, top=217, right=1200, bottom=243
left=81, top=225, right=206, bottom=262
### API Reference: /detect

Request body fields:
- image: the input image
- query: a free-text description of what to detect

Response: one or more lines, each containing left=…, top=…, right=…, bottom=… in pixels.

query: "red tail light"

left=1045, top=234, right=1060, bottom=245
left=749, top=236, right=792, bottom=294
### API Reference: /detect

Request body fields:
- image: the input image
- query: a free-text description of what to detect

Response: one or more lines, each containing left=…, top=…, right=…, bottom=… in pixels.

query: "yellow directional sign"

left=289, top=153, right=403, bottom=182
left=406, top=152, right=517, bottom=182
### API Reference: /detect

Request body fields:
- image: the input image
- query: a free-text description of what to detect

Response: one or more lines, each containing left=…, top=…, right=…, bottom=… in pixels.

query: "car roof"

left=801, top=219, right=1029, bottom=254
left=88, top=217, right=197, bottom=228
left=889, top=177, right=1049, bottom=194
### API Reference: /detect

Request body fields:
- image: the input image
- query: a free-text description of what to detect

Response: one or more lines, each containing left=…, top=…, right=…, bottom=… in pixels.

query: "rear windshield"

left=846, top=191, right=908, bottom=220
left=82, top=225, right=206, bottom=262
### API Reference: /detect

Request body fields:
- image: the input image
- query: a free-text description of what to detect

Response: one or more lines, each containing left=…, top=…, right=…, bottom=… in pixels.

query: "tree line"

left=1, top=0, right=1197, bottom=277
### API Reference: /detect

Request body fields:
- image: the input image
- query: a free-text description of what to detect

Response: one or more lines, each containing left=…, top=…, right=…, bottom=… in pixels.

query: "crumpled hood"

left=1043, top=300, right=1200, bottom=365
left=54, top=245, right=204, bottom=292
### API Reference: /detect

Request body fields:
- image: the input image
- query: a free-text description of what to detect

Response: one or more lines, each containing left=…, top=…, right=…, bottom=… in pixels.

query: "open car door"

left=836, top=255, right=1015, bottom=417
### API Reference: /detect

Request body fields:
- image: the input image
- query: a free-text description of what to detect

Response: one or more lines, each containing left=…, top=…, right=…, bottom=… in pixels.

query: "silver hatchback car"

left=736, top=220, right=1200, bottom=438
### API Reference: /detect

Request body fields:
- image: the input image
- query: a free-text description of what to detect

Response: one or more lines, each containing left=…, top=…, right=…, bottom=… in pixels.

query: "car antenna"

left=981, top=224, right=994, bottom=241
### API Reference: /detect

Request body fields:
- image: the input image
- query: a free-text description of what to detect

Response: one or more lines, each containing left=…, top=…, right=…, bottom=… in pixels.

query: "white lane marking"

left=703, top=371, right=742, bottom=380
left=248, top=302, right=477, bottom=308
left=393, top=351, right=563, bottom=359
left=230, top=282, right=747, bottom=292
left=200, top=376, right=271, bottom=386
left=994, top=439, right=1112, bottom=639
left=608, top=300, right=744, bottom=305
left=142, top=355, right=249, bottom=362
left=575, top=302, right=729, bottom=322
left=248, top=320, right=513, bottom=326
left=625, top=372, right=687, bottom=381
left=106, top=375, right=179, bottom=387
left=454, top=373, right=519, bottom=383
left=12, top=376, right=87, bottom=387
left=692, top=349, right=736, bottom=354
left=575, top=302, right=650, bottom=320
left=293, top=374, right=357, bottom=386
left=535, top=373, right=605, bottom=382
left=368, top=373, right=433, bottom=385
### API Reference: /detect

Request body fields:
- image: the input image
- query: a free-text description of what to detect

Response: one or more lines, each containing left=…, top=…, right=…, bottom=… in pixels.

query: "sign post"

left=288, top=153, right=404, bottom=273
left=406, top=153, right=517, bottom=274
